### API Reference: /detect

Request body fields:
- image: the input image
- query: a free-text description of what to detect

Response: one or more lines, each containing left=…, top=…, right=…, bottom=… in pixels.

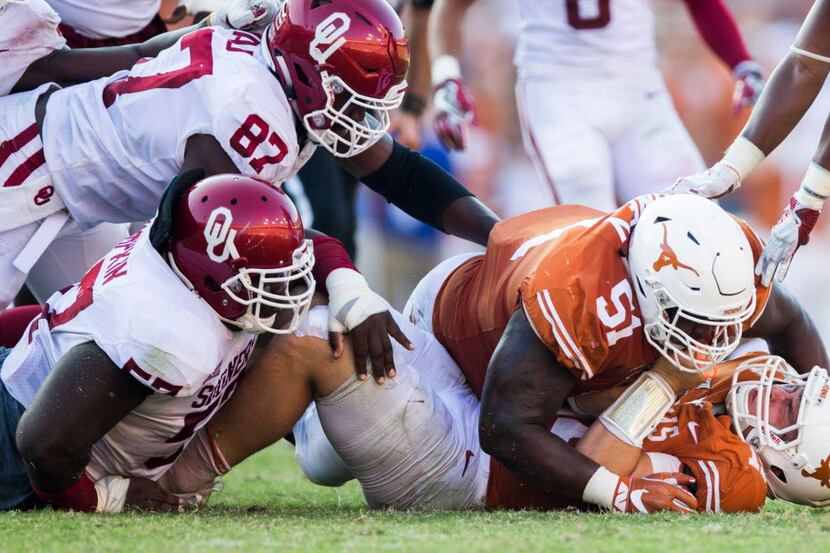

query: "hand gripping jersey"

left=0, top=226, right=257, bottom=481
left=432, top=195, right=771, bottom=399
left=514, top=0, right=656, bottom=79
left=0, top=0, right=66, bottom=96
left=40, top=26, right=310, bottom=229
left=644, top=375, right=767, bottom=513
left=486, top=359, right=767, bottom=512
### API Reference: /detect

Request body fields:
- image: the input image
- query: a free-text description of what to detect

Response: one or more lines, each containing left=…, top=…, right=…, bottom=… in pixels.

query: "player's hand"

left=432, top=77, right=475, bottom=151
left=125, top=477, right=186, bottom=512
left=732, top=61, right=764, bottom=116
left=614, top=473, right=697, bottom=514
left=326, top=269, right=414, bottom=383
left=666, top=161, right=742, bottom=199
left=651, top=356, right=713, bottom=393
left=390, top=110, right=423, bottom=150
left=211, top=0, right=279, bottom=32
left=755, top=197, right=821, bottom=286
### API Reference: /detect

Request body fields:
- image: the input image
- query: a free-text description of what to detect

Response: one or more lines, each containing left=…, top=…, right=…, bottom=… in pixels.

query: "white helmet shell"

left=727, top=355, right=830, bottom=507
left=628, top=194, right=756, bottom=372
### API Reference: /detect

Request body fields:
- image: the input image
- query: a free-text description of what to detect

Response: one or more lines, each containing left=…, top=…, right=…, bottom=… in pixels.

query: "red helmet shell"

left=268, top=0, right=410, bottom=124
left=170, top=174, right=306, bottom=321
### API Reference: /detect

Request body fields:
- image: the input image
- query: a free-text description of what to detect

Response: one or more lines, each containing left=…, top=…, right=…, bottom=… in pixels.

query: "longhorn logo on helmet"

left=205, top=206, right=239, bottom=263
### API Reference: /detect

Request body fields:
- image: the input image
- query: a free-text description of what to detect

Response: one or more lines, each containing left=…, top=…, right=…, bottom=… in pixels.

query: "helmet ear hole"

left=770, top=465, right=787, bottom=484
left=204, top=275, right=222, bottom=293
left=294, top=63, right=312, bottom=87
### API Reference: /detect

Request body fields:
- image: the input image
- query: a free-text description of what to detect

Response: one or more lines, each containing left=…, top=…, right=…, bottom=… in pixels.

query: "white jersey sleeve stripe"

left=707, top=460, right=721, bottom=513
left=541, top=289, right=594, bottom=378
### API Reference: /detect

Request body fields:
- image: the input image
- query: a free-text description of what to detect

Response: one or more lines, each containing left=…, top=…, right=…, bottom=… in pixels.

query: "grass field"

left=3, top=442, right=830, bottom=553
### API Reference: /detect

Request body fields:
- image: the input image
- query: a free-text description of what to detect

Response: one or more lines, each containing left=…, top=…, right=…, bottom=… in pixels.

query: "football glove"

left=613, top=472, right=698, bottom=514
left=432, top=77, right=476, bottom=151
left=756, top=196, right=821, bottom=286
left=210, top=0, right=279, bottom=31
left=732, top=61, right=764, bottom=115
left=666, top=161, right=742, bottom=199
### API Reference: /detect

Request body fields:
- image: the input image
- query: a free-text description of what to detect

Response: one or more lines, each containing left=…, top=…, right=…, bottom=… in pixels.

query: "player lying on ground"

left=0, top=0, right=499, bottom=378
left=578, top=353, right=830, bottom=510
left=401, top=193, right=827, bottom=511
left=0, top=172, right=315, bottom=512
left=160, top=299, right=696, bottom=512
left=671, top=0, right=830, bottom=285
left=291, top=352, right=830, bottom=511
left=1, top=0, right=278, bottom=96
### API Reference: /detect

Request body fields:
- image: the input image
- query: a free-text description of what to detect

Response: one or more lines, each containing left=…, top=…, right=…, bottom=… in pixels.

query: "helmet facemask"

left=642, top=284, right=755, bottom=373
left=727, top=356, right=830, bottom=506
left=220, top=239, right=316, bottom=334
left=303, top=72, right=406, bottom=158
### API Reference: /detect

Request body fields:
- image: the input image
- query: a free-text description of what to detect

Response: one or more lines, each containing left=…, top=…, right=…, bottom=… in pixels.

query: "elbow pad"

left=361, top=141, right=472, bottom=232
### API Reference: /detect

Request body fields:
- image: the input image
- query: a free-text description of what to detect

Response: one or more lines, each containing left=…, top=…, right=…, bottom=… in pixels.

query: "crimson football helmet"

left=168, top=174, right=315, bottom=334
left=264, top=0, right=409, bottom=157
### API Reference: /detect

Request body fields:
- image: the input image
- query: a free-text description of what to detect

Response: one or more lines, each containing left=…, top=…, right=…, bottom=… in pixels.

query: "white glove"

left=755, top=197, right=821, bottom=286
left=326, top=268, right=388, bottom=333
left=210, top=0, right=279, bottom=32
left=667, top=161, right=741, bottom=199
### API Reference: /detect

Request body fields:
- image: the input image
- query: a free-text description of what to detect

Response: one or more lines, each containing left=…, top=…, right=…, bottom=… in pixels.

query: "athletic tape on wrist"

left=431, top=55, right=461, bottom=86
left=582, top=465, right=620, bottom=509
left=94, top=476, right=130, bottom=513
left=795, top=162, right=830, bottom=210
left=598, top=371, right=675, bottom=447
left=723, top=136, right=766, bottom=180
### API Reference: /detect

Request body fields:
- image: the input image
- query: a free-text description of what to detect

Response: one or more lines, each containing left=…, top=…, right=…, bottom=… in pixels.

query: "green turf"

left=3, top=442, right=830, bottom=553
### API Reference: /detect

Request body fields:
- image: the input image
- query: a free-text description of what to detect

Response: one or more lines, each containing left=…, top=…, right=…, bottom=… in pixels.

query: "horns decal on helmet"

left=652, top=225, right=701, bottom=276
left=801, top=454, right=830, bottom=490
left=309, top=13, right=351, bottom=64
left=205, top=206, right=239, bottom=263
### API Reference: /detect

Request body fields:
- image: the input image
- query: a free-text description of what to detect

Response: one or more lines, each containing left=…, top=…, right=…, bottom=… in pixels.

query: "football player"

left=0, top=0, right=499, bottom=376
left=159, top=299, right=699, bottom=513
left=0, top=171, right=316, bottom=512
left=400, top=193, right=827, bottom=513
left=1, top=0, right=277, bottom=96
left=427, top=0, right=763, bottom=210
left=671, top=0, right=830, bottom=287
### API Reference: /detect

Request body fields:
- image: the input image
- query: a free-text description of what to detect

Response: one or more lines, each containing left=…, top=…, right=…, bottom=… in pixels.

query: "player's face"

left=747, top=384, right=804, bottom=442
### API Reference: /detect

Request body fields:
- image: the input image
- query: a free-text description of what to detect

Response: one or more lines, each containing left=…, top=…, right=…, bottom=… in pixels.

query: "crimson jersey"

left=485, top=356, right=768, bottom=513
left=433, top=195, right=771, bottom=399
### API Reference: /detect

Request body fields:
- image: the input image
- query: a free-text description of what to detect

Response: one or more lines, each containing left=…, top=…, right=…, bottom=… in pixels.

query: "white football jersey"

left=0, top=0, right=66, bottom=96
left=514, top=0, right=656, bottom=78
left=0, top=225, right=258, bottom=481
left=42, top=27, right=301, bottom=229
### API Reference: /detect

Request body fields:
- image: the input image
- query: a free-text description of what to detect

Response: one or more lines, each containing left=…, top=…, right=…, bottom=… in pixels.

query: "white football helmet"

left=628, top=194, right=756, bottom=373
left=727, top=355, right=830, bottom=507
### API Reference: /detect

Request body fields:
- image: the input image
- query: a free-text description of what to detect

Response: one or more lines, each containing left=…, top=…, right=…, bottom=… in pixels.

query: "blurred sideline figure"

left=427, top=0, right=764, bottom=210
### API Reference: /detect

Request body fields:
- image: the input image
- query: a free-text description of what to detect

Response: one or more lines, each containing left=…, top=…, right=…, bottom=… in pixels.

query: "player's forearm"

left=766, top=303, right=828, bottom=374
left=403, top=3, right=433, bottom=103
left=576, top=422, right=642, bottom=477
left=428, top=0, right=475, bottom=63
left=480, top=417, right=599, bottom=502
left=440, top=196, right=499, bottom=247
left=741, top=53, right=830, bottom=155
left=683, top=0, right=751, bottom=70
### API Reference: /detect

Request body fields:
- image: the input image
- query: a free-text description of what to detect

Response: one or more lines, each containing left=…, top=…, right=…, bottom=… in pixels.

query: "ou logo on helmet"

left=205, top=206, right=239, bottom=263
left=310, top=12, right=351, bottom=64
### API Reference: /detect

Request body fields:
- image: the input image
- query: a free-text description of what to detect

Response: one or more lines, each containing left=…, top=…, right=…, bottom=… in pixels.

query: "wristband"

left=795, top=162, right=830, bottom=210
left=722, top=136, right=766, bottom=181
left=431, top=55, right=461, bottom=86
left=582, top=465, right=619, bottom=509
left=598, top=371, right=675, bottom=447
left=94, top=476, right=130, bottom=513
left=790, top=45, right=830, bottom=65
left=645, top=452, right=683, bottom=474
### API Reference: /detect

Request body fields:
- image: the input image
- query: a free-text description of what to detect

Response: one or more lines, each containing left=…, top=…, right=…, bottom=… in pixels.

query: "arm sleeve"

left=361, top=141, right=473, bottom=231
left=682, top=0, right=752, bottom=70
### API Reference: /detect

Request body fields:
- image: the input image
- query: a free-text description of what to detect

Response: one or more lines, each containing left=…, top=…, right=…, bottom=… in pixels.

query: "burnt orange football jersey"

left=644, top=379, right=767, bottom=513
left=486, top=375, right=767, bottom=512
left=433, top=195, right=771, bottom=398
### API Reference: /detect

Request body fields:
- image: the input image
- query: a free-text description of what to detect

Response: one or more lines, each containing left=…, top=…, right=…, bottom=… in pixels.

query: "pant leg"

left=612, top=75, right=705, bottom=203
left=25, top=221, right=129, bottom=303
left=516, top=78, right=616, bottom=211
left=0, top=348, right=38, bottom=511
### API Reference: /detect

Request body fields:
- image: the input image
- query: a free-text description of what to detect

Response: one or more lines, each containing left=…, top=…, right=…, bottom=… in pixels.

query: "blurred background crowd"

left=147, top=1, right=830, bottom=344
